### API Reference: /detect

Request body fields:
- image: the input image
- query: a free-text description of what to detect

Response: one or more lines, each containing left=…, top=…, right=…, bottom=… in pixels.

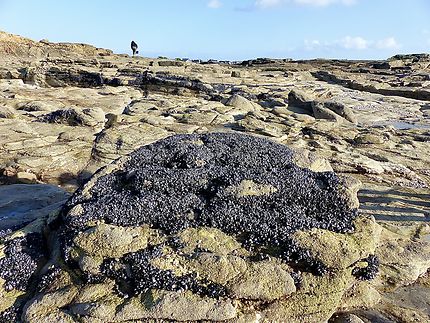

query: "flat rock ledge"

left=0, top=133, right=397, bottom=322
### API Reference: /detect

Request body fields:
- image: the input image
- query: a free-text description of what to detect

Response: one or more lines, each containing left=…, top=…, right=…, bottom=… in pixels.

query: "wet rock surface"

left=1, top=31, right=430, bottom=322
left=0, top=184, right=69, bottom=231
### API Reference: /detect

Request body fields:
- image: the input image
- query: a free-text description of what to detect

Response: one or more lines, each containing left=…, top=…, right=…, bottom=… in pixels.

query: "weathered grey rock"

left=323, top=100, right=357, bottom=123
left=382, top=284, right=430, bottom=319
left=291, top=147, right=333, bottom=172
left=338, top=175, right=362, bottom=209
left=186, top=252, right=247, bottom=284
left=375, top=226, right=430, bottom=290
left=288, top=89, right=315, bottom=112
left=0, top=106, right=15, bottom=118
left=88, top=121, right=171, bottom=170
left=158, top=60, right=185, bottom=67
left=72, top=223, right=160, bottom=259
left=23, top=286, right=79, bottom=323
left=123, top=101, right=159, bottom=116
left=312, top=101, right=346, bottom=123
left=231, top=70, right=241, bottom=77
left=338, top=281, right=381, bottom=310
left=330, top=313, right=365, bottom=323
left=238, top=114, right=287, bottom=137
left=312, top=69, right=430, bottom=101
left=38, top=107, right=105, bottom=128
left=16, top=100, right=64, bottom=112
left=225, top=94, right=259, bottom=114
left=115, top=290, right=237, bottom=321
left=178, top=227, right=242, bottom=255
left=293, top=216, right=381, bottom=269
left=15, top=171, right=38, bottom=184
left=355, top=133, right=385, bottom=145
left=262, top=270, right=353, bottom=322
left=178, top=111, right=220, bottom=125
left=0, top=118, right=95, bottom=188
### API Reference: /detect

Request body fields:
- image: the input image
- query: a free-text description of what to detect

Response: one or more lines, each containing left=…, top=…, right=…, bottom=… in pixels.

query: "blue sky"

left=0, top=0, right=429, bottom=60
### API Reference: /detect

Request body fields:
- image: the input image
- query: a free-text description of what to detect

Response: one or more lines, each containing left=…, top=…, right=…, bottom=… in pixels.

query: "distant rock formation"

left=0, top=30, right=112, bottom=59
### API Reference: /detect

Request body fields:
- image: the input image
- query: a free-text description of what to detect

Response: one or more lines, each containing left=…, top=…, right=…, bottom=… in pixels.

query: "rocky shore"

left=0, top=30, right=429, bottom=322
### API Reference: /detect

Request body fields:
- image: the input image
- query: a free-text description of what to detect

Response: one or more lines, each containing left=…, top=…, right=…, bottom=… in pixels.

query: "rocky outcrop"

left=0, top=30, right=112, bottom=59
left=288, top=90, right=357, bottom=124
left=1, top=31, right=429, bottom=193
left=1, top=133, right=427, bottom=322
left=0, top=133, right=383, bottom=322
left=312, top=70, right=430, bottom=101
left=288, top=89, right=315, bottom=112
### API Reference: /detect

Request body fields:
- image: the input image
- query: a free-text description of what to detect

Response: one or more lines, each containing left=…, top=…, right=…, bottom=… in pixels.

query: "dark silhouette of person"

left=131, top=41, right=139, bottom=56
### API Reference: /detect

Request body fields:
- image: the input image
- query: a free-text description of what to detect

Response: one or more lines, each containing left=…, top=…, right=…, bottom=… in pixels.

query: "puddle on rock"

left=372, top=121, right=430, bottom=130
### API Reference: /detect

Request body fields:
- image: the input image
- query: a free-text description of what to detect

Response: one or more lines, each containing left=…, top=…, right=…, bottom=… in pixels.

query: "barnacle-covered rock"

left=3, top=133, right=384, bottom=322
left=0, top=212, right=51, bottom=320
left=26, top=132, right=377, bottom=322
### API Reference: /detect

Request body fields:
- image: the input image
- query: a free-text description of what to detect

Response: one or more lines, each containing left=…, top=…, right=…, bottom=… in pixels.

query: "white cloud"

left=255, top=0, right=357, bottom=8
left=294, top=0, right=356, bottom=6
left=376, top=37, right=400, bottom=49
left=340, top=36, right=368, bottom=50
left=255, top=0, right=282, bottom=8
left=207, top=0, right=222, bottom=9
left=304, top=39, right=323, bottom=50
left=303, top=36, right=402, bottom=51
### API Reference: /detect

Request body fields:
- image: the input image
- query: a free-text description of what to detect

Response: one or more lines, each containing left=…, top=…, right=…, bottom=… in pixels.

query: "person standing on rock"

left=131, top=41, right=138, bottom=56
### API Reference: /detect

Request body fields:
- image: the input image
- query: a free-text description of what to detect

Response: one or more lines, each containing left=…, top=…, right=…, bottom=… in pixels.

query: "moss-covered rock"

left=263, top=270, right=353, bottom=322
left=22, top=286, right=79, bottom=323
left=225, top=179, right=278, bottom=198
left=73, top=223, right=158, bottom=257
left=115, top=290, right=237, bottom=321
left=0, top=279, right=25, bottom=313
left=178, top=227, right=244, bottom=255
left=293, top=216, right=381, bottom=269
left=374, top=226, right=430, bottom=291
left=227, top=260, right=296, bottom=301
left=187, top=253, right=247, bottom=285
